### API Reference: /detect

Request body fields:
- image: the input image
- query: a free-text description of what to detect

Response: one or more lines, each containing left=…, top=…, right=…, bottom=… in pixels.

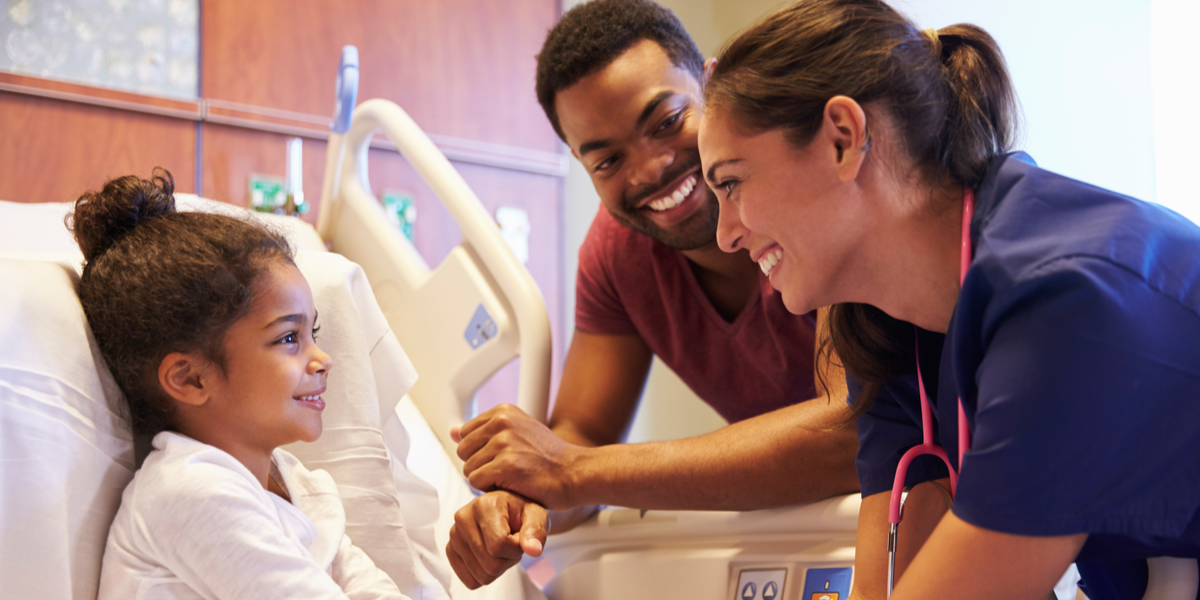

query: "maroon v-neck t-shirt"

left=575, top=209, right=818, bottom=423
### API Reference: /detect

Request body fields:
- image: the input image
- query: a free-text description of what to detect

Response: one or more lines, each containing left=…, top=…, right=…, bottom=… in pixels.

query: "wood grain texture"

left=199, top=123, right=327, bottom=225
left=201, top=0, right=562, bottom=154
left=0, top=72, right=202, bottom=119
left=0, top=92, right=195, bottom=204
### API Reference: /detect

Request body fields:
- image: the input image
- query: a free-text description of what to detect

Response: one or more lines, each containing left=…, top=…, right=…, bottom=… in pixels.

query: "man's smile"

left=643, top=173, right=698, bottom=212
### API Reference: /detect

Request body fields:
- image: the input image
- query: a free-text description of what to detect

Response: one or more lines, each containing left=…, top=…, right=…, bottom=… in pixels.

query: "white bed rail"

left=317, top=97, right=552, bottom=462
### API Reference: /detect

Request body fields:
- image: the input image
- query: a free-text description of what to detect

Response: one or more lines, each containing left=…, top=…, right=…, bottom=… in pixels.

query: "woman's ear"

left=158, top=352, right=211, bottom=407
left=823, top=96, right=870, bottom=183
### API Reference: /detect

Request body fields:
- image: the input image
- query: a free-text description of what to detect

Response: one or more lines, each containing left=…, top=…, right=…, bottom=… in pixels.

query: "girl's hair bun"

left=69, top=168, right=177, bottom=263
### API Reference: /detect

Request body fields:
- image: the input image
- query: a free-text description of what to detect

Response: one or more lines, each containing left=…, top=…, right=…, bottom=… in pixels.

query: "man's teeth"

left=647, top=175, right=697, bottom=212
left=759, top=249, right=783, bottom=276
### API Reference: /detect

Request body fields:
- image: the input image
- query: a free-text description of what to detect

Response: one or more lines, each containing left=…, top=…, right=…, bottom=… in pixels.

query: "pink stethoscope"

left=886, top=188, right=976, bottom=597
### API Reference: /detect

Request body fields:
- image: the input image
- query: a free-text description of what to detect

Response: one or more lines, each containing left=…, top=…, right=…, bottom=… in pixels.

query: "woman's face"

left=698, top=106, right=868, bottom=315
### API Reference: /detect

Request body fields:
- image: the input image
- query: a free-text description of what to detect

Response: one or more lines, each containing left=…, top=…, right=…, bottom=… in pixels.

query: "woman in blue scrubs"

left=697, top=1, right=1200, bottom=599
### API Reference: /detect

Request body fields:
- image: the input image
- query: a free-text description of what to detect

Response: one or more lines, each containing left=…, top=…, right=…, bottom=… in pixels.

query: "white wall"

left=896, top=0, right=1156, bottom=204
left=560, top=0, right=1194, bottom=443
left=1150, top=0, right=1200, bottom=223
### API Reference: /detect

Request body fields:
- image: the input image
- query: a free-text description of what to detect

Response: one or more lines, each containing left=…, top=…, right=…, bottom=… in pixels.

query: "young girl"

left=74, top=170, right=409, bottom=599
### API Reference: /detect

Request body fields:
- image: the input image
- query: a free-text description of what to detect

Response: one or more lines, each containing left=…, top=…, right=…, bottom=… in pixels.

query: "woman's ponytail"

left=928, top=24, right=1019, bottom=189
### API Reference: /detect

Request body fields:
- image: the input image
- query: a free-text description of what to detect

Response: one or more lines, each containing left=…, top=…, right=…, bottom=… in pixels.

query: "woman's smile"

left=752, top=244, right=784, bottom=277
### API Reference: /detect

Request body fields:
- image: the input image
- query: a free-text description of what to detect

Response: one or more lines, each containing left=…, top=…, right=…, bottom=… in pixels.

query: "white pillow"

left=0, top=257, right=134, bottom=600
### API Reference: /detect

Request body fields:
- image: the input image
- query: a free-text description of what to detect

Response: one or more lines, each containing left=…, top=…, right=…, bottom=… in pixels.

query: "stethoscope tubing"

left=886, top=188, right=976, bottom=597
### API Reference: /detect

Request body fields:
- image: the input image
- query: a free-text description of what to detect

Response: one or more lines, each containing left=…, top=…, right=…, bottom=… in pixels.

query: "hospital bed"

left=1, top=48, right=1194, bottom=600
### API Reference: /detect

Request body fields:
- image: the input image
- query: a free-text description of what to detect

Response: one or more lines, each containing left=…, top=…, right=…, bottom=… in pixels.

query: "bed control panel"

left=802, top=567, right=853, bottom=600
left=730, top=565, right=853, bottom=600
left=734, top=568, right=786, bottom=600
left=464, top=304, right=498, bottom=349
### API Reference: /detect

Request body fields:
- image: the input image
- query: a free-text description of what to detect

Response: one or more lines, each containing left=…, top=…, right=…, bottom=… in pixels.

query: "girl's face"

left=205, top=261, right=331, bottom=454
left=698, top=106, right=867, bottom=315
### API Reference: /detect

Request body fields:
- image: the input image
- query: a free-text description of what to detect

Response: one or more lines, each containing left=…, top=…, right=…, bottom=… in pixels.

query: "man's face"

left=556, top=39, right=717, bottom=250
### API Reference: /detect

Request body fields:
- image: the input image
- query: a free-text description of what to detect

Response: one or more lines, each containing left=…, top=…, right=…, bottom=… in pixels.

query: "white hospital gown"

left=98, top=431, right=409, bottom=600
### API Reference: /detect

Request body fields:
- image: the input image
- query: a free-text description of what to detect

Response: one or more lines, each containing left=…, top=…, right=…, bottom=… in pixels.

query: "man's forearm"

left=561, top=397, right=861, bottom=511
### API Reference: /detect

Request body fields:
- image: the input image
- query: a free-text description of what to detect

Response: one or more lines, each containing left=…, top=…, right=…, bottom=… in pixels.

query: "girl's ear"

left=158, top=352, right=212, bottom=407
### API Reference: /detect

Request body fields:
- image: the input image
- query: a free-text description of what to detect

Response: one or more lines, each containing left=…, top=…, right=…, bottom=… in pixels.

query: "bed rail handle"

left=340, top=99, right=551, bottom=423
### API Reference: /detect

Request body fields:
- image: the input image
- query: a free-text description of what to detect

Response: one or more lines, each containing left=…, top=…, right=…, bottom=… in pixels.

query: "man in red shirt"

left=445, top=0, right=860, bottom=587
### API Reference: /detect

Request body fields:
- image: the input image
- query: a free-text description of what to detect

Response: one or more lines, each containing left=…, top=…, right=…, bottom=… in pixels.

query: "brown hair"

left=69, top=169, right=294, bottom=436
left=706, top=0, right=1018, bottom=411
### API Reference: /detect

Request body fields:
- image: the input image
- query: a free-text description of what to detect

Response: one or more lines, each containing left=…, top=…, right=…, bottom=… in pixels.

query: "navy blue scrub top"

left=850, top=153, right=1200, bottom=595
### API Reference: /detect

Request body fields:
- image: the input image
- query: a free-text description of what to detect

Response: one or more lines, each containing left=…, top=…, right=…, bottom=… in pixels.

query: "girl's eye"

left=720, top=179, right=739, bottom=195
left=312, top=325, right=321, bottom=341
left=280, top=333, right=298, bottom=345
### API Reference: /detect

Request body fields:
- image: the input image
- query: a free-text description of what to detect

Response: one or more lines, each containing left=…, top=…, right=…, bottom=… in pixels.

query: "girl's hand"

left=445, top=490, right=548, bottom=589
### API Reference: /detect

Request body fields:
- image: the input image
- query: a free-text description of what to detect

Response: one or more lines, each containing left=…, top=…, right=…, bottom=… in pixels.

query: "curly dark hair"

left=536, top=0, right=704, bottom=141
left=69, top=168, right=294, bottom=437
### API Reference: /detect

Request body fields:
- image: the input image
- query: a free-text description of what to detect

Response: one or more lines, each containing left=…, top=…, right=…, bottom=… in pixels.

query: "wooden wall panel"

left=201, top=0, right=561, bottom=153
left=199, top=123, right=327, bottom=227
left=0, top=92, right=195, bottom=204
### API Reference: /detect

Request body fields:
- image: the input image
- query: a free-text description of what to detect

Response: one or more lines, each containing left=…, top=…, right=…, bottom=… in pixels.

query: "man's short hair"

left=536, top=0, right=704, bottom=142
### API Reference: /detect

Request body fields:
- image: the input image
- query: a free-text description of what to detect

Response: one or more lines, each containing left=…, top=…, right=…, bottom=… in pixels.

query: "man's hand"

left=445, top=490, right=549, bottom=589
left=453, top=404, right=585, bottom=509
